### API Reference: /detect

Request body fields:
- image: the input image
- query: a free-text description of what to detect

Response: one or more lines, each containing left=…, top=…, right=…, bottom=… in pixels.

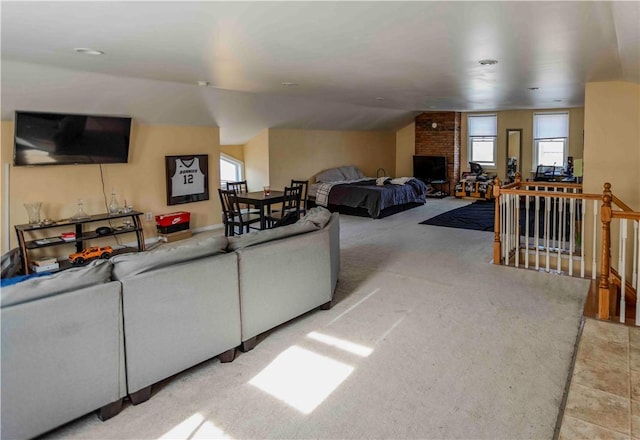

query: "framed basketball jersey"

left=165, top=154, right=210, bottom=205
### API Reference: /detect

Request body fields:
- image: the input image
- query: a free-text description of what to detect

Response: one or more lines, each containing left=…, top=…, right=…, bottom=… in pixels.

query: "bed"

left=308, top=166, right=427, bottom=219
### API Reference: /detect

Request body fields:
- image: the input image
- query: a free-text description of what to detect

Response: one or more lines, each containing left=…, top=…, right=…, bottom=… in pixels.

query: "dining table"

left=235, top=190, right=285, bottom=230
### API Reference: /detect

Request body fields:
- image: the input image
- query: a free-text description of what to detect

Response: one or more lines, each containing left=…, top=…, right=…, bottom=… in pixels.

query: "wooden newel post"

left=493, top=177, right=502, bottom=265
left=598, top=182, right=613, bottom=320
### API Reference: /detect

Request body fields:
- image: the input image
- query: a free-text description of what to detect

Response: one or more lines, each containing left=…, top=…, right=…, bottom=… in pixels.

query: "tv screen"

left=413, top=155, right=447, bottom=181
left=14, top=111, right=132, bottom=166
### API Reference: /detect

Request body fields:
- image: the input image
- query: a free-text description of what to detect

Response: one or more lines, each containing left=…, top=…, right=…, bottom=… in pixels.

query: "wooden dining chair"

left=225, top=181, right=259, bottom=214
left=290, top=179, right=309, bottom=216
left=266, top=185, right=302, bottom=228
left=218, top=188, right=261, bottom=236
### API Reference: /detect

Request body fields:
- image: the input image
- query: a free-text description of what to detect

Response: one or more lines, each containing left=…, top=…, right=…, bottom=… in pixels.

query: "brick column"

left=414, top=112, right=461, bottom=185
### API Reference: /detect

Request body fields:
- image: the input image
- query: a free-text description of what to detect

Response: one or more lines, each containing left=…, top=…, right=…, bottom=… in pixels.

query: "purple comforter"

left=327, top=178, right=427, bottom=218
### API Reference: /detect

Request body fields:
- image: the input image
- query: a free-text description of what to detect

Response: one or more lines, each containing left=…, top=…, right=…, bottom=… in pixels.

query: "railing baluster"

left=545, top=195, right=551, bottom=272
left=636, top=220, right=640, bottom=325
left=500, top=194, right=505, bottom=264
left=620, top=219, right=627, bottom=324
left=633, top=220, right=638, bottom=290
left=512, top=194, right=520, bottom=267
left=525, top=194, right=530, bottom=269
left=592, top=199, right=598, bottom=280
left=553, top=188, right=558, bottom=251
left=505, top=194, right=511, bottom=266
left=535, top=196, right=540, bottom=270
left=558, top=196, right=563, bottom=273
left=581, top=198, right=586, bottom=278
left=570, top=198, right=575, bottom=276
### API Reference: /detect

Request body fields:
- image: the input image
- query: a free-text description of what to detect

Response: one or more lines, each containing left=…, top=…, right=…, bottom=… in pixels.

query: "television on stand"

left=413, top=155, right=447, bottom=182
left=13, top=111, right=132, bottom=166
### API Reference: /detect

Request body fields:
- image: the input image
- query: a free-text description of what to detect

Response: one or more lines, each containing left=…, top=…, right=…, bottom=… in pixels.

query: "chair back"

left=218, top=188, right=240, bottom=221
left=281, top=185, right=302, bottom=219
left=290, top=179, right=309, bottom=213
left=226, top=181, right=248, bottom=193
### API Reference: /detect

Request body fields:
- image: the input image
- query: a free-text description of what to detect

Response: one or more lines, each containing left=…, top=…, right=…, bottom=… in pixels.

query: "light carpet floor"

left=44, top=198, right=590, bottom=440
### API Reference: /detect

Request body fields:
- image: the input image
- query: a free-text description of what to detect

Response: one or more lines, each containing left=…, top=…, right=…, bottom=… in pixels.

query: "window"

left=533, top=112, right=569, bottom=168
left=468, top=114, right=497, bottom=168
left=220, top=154, right=243, bottom=186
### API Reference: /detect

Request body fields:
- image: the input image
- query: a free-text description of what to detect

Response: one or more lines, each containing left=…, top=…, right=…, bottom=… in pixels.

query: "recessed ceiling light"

left=528, top=87, right=539, bottom=91
left=197, top=81, right=210, bottom=87
left=553, top=99, right=563, bottom=102
left=478, top=59, right=498, bottom=66
left=74, top=47, right=104, bottom=55
left=375, top=97, right=385, bottom=101
left=281, top=82, right=298, bottom=87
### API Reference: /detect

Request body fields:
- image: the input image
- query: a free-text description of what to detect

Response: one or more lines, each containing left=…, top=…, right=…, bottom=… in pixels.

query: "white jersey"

left=171, top=157, right=205, bottom=197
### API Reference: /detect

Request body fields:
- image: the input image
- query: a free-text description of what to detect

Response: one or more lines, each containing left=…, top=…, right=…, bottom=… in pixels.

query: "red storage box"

left=156, top=211, right=190, bottom=234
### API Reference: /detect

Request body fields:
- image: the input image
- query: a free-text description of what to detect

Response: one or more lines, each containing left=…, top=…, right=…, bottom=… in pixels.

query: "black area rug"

left=421, top=199, right=577, bottom=236
left=420, top=200, right=495, bottom=231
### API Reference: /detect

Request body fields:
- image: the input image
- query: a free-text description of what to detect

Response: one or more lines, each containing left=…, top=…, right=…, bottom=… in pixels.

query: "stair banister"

left=493, top=177, right=502, bottom=264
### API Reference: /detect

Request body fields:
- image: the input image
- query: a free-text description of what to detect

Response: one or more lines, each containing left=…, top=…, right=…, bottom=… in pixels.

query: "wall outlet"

left=145, top=212, right=153, bottom=221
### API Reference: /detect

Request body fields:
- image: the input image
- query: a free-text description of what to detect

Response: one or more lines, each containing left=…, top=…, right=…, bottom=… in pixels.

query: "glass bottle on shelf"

left=71, top=199, right=89, bottom=220
left=108, top=192, right=120, bottom=215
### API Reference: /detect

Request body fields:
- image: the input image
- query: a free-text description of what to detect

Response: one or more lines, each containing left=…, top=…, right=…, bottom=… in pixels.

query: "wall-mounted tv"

left=14, top=111, right=132, bottom=166
left=413, top=155, right=447, bottom=182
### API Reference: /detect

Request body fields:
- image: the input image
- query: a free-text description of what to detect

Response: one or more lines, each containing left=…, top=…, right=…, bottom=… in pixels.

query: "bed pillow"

left=315, top=167, right=346, bottom=183
left=339, top=166, right=365, bottom=181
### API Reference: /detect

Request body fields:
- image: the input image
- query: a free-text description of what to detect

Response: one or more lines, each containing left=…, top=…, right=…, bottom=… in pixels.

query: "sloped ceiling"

left=2, top=1, right=639, bottom=144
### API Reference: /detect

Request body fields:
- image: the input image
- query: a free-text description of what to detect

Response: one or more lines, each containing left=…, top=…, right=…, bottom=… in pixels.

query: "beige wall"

left=220, top=145, right=244, bottom=162
left=460, top=108, right=585, bottom=181
left=1, top=122, right=221, bottom=252
left=267, top=129, right=396, bottom=189
left=583, top=81, right=640, bottom=210
left=243, top=129, right=269, bottom=192
left=395, top=122, right=415, bottom=178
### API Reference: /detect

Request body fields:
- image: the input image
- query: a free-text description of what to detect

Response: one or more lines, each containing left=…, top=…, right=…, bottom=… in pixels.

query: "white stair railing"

left=494, top=176, right=600, bottom=278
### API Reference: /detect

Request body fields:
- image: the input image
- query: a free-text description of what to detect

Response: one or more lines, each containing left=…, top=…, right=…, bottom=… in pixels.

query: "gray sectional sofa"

left=1, top=208, right=340, bottom=440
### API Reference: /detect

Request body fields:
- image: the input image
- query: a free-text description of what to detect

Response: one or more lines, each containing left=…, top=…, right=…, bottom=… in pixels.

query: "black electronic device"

left=413, top=155, right=447, bottom=182
left=13, top=111, right=132, bottom=166
left=96, top=226, right=113, bottom=235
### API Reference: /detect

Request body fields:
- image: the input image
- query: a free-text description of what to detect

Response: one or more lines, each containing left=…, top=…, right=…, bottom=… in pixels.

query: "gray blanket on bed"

left=326, top=178, right=427, bottom=218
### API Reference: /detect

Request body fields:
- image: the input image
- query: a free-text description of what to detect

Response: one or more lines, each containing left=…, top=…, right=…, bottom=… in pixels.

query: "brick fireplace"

left=414, top=112, right=461, bottom=187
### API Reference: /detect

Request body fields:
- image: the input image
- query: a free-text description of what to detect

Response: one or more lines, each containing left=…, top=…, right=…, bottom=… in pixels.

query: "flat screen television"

left=413, top=155, right=447, bottom=182
left=14, top=111, right=132, bottom=166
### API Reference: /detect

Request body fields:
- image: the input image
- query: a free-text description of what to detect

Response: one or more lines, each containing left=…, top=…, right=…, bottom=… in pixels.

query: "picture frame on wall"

left=165, top=154, right=210, bottom=205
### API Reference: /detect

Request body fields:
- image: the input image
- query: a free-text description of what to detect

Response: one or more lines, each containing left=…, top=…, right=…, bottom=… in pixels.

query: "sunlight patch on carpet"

left=158, top=412, right=232, bottom=439
left=249, top=345, right=353, bottom=414
left=307, top=331, right=373, bottom=357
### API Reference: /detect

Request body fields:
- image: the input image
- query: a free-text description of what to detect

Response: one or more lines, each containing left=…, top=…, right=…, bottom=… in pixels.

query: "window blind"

left=534, top=113, right=569, bottom=139
left=468, top=115, right=497, bottom=137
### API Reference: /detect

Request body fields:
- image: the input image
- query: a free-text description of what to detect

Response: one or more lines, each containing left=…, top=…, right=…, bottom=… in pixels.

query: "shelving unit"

left=15, top=211, right=145, bottom=274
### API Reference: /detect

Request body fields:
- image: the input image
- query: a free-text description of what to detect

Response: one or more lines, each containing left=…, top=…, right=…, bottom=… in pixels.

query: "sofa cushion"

left=1, top=259, right=113, bottom=308
left=227, top=222, right=317, bottom=251
left=315, top=167, right=346, bottom=183
left=227, top=207, right=332, bottom=251
left=111, top=235, right=228, bottom=280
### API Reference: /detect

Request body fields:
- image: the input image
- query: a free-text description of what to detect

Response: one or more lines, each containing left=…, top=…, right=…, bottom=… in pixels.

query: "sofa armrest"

left=236, top=220, right=334, bottom=343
